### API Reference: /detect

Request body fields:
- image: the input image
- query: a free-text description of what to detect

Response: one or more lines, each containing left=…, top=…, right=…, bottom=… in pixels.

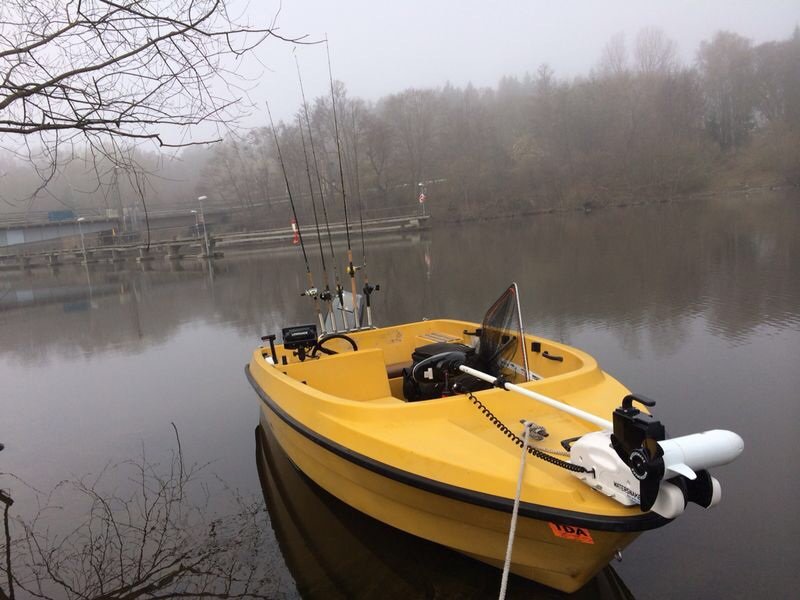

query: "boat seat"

left=283, top=348, right=392, bottom=402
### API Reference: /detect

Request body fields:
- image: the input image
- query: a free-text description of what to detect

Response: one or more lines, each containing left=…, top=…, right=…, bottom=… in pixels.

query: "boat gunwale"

left=259, top=319, right=604, bottom=409
left=245, top=363, right=671, bottom=533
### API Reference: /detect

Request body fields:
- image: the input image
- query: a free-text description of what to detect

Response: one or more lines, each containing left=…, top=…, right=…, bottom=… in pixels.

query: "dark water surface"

left=2, top=194, right=799, bottom=598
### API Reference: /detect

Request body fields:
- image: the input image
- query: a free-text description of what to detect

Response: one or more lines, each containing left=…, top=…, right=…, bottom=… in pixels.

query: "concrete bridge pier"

left=46, top=253, right=60, bottom=266
left=109, top=248, right=126, bottom=263
left=17, top=255, right=31, bottom=269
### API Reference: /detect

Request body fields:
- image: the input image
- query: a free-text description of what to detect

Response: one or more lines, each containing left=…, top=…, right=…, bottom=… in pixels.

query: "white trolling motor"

left=568, top=394, right=744, bottom=518
left=419, top=357, right=744, bottom=519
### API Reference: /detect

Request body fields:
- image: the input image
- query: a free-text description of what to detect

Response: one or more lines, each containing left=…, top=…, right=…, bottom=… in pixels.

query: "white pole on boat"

left=458, top=365, right=613, bottom=430
left=511, top=282, right=533, bottom=382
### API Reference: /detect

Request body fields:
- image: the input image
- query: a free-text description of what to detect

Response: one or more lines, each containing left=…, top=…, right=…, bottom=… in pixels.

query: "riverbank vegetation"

left=2, top=27, right=798, bottom=220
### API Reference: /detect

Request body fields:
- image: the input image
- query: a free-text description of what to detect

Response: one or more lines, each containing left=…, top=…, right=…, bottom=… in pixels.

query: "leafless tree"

left=698, top=31, right=757, bottom=150
left=50, top=26, right=792, bottom=223
left=634, top=28, right=678, bottom=75
left=0, top=426, right=275, bottom=600
left=599, top=32, right=628, bottom=77
left=361, top=109, right=393, bottom=202
left=383, top=88, right=437, bottom=191
left=0, top=0, right=308, bottom=202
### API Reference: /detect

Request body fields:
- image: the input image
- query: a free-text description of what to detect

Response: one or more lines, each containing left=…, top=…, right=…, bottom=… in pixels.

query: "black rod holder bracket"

left=261, top=334, right=278, bottom=364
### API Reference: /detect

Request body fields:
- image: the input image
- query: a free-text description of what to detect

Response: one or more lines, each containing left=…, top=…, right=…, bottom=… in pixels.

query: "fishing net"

left=477, top=283, right=531, bottom=382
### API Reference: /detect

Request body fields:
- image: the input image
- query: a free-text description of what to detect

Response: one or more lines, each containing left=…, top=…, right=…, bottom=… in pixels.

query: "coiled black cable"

left=467, top=392, right=590, bottom=473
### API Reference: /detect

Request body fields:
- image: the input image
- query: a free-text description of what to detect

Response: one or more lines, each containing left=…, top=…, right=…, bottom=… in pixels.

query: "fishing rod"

left=296, top=54, right=348, bottom=332
left=266, top=101, right=325, bottom=333
left=296, top=113, right=337, bottom=332
left=326, top=38, right=360, bottom=330
left=350, top=104, right=378, bottom=327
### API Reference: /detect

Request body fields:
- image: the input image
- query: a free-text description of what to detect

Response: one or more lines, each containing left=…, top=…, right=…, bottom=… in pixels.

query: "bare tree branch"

left=1, top=428, right=274, bottom=599
left=0, top=0, right=314, bottom=204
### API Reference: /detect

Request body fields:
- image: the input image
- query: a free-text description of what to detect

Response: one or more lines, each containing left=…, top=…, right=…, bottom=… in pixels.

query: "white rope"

left=499, top=421, right=533, bottom=600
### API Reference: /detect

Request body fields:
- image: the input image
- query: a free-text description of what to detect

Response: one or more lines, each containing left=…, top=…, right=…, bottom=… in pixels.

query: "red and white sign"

left=418, top=192, right=426, bottom=203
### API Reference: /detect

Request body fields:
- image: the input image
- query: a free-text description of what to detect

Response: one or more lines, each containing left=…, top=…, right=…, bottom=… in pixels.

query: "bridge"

left=0, top=209, right=429, bottom=270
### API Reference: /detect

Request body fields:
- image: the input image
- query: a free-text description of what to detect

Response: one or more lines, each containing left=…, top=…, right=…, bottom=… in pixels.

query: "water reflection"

left=255, top=423, right=634, bottom=600
left=3, top=195, right=796, bottom=362
left=1, top=194, right=798, bottom=599
left=416, top=195, right=800, bottom=352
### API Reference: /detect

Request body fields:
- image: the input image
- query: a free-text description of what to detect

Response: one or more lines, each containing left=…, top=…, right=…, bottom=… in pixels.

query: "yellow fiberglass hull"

left=246, top=319, right=670, bottom=593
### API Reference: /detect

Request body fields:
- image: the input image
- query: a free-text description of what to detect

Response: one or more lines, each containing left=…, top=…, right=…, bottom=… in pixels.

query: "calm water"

left=2, top=194, right=799, bottom=598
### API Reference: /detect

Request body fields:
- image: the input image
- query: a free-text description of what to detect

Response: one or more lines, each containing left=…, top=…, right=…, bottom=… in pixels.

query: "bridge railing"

left=1, top=200, right=426, bottom=256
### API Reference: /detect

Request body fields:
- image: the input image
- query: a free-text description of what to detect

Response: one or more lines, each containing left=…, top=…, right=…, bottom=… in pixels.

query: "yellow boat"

left=246, top=285, right=743, bottom=593
left=254, top=420, right=637, bottom=598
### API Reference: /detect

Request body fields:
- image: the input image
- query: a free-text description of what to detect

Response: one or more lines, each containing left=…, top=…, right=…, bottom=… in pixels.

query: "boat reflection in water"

left=255, top=422, right=635, bottom=599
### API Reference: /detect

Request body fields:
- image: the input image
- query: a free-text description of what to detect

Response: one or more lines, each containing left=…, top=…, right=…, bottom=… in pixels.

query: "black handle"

left=542, top=350, right=564, bottom=362
left=621, top=393, right=657, bottom=410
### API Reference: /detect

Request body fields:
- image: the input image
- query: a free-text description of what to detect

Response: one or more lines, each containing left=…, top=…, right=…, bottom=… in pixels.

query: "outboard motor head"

left=610, top=394, right=667, bottom=511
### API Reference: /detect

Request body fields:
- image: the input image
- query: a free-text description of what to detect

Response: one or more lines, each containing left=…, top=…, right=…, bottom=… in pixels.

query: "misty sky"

left=242, top=0, right=799, bottom=128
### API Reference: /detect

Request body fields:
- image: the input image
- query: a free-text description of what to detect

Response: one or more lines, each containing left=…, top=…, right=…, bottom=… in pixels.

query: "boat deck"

left=250, top=320, right=638, bottom=507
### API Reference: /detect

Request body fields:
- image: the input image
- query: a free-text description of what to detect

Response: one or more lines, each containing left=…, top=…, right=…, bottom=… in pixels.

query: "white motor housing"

left=659, top=430, right=744, bottom=480
left=569, top=429, right=742, bottom=518
left=570, top=430, right=642, bottom=506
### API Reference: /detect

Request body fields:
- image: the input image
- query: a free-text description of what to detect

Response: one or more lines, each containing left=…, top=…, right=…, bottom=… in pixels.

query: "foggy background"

left=256, top=0, right=800, bottom=125
left=1, top=0, right=798, bottom=216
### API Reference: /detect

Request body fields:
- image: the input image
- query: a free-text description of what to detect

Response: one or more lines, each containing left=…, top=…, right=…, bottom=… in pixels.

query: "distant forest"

left=2, top=27, right=799, bottom=220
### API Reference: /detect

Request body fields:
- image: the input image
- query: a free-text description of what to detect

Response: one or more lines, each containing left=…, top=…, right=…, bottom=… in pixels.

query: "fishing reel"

left=301, top=287, right=319, bottom=299
left=569, top=394, right=743, bottom=518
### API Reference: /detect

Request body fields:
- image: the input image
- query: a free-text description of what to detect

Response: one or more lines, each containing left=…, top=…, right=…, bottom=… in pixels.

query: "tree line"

left=196, top=26, right=800, bottom=222
left=2, top=27, right=798, bottom=221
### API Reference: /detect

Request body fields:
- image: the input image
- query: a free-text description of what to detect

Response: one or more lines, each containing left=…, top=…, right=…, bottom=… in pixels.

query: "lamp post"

left=76, top=217, right=87, bottom=263
left=197, top=195, right=210, bottom=257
